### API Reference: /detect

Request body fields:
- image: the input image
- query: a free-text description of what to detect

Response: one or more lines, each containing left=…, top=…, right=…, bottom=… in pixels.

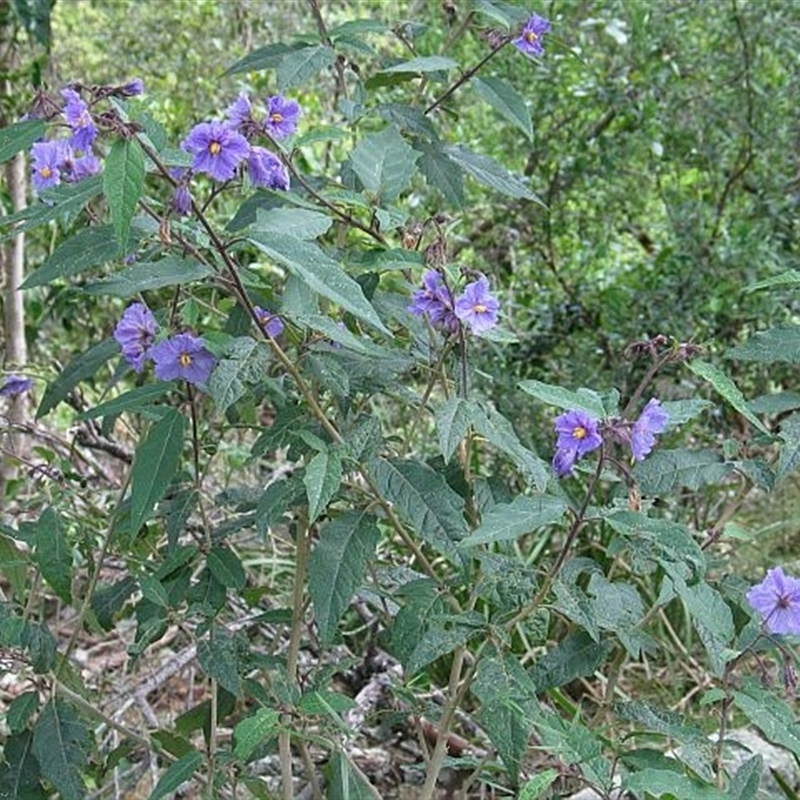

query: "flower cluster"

left=747, top=567, right=800, bottom=635
left=514, top=13, right=551, bottom=58
left=0, top=374, right=34, bottom=397
left=29, top=81, right=144, bottom=193
left=113, top=303, right=217, bottom=387
left=179, top=93, right=297, bottom=190
left=409, top=270, right=500, bottom=335
left=552, top=398, right=669, bottom=477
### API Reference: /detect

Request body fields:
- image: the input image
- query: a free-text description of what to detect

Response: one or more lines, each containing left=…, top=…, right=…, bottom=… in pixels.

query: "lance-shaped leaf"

left=727, top=325, right=800, bottom=363
left=277, top=44, right=335, bottom=91
left=0, top=730, right=45, bottom=800
left=309, top=511, right=380, bottom=644
left=304, top=447, right=343, bottom=523
left=130, top=408, right=186, bottom=536
left=349, top=126, right=419, bottom=203
left=461, top=494, right=568, bottom=546
left=208, top=337, right=272, bottom=414
left=82, top=255, right=214, bottom=297
left=473, top=76, right=533, bottom=140
left=633, top=448, right=733, bottom=495
left=445, top=144, right=540, bottom=201
left=104, top=137, right=145, bottom=251
left=32, top=700, right=90, bottom=800
left=150, top=749, right=202, bottom=800
left=380, top=55, right=459, bottom=74
left=0, top=118, right=46, bottom=163
left=518, top=379, right=606, bottom=417
left=34, top=507, right=72, bottom=604
left=777, top=413, right=800, bottom=482
left=233, top=708, right=280, bottom=761
left=435, top=397, right=472, bottom=463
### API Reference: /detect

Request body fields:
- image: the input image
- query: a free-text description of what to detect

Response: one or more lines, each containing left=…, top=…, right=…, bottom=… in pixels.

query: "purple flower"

left=631, top=398, right=669, bottom=461
left=114, top=303, right=158, bottom=372
left=70, top=153, right=102, bottom=182
left=119, top=78, right=145, bottom=97
left=409, top=270, right=458, bottom=334
left=264, top=94, right=300, bottom=139
left=247, top=147, right=290, bottom=190
left=226, top=93, right=254, bottom=129
left=747, top=567, right=800, bottom=635
left=553, top=409, right=603, bottom=477
left=181, top=121, right=251, bottom=182
left=150, top=333, right=217, bottom=385
left=254, top=306, right=285, bottom=338
left=30, top=140, right=64, bottom=191
left=454, top=276, right=500, bottom=334
left=61, top=88, right=98, bottom=152
left=514, top=13, right=551, bottom=58
left=173, top=185, right=193, bottom=216
left=0, top=375, right=34, bottom=396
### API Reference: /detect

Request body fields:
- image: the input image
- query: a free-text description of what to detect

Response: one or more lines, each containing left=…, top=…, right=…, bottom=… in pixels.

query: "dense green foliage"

left=3, top=1, right=800, bottom=798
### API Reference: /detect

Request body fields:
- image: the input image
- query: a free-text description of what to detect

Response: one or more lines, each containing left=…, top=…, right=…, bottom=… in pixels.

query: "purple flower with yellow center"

left=631, top=398, right=669, bottom=461
left=0, top=374, right=34, bottom=397
left=30, top=140, right=64, bottom=191
left=181, top=121, right=251, bottom=182
left=254, top=306, right=285, bottom=337
left=553, top=409, right=603, bottom=477
left=514, top=13, right=551, bottom=58
left=454, top=276, right=500, bottom=334
left=264, top=94, right=300, bottom=139
left=114, top=303, right=159, bottom=372
left=61, top=88, right=98, bottom=152
left=247, top=147, right=290, bottom=190
left=747, top=567, right=800, bottom=635
left=150, top=333, right=217, bottom=386
left=409, top=270, right=459, bottom=334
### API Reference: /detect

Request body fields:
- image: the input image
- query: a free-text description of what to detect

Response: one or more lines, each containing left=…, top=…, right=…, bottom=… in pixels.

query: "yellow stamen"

left=41, top=166, right=52, bottom=178
left=525, top=31, right=539, bottom=43
left=209, top=141, right=222, bottom=156
left=180, top=353, right=193, bottom=368
left=573, top=426, right=587, bottom=440
left=474, top=303, right=488, bottom=313
left=271, top=112, right=284, bottom=123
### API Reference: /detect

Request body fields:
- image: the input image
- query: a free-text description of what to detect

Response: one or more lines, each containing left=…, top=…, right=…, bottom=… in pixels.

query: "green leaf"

left=675, top=578, right=734, bottom=676
left=461, top=494, right=568, bottom=546
left=37, top=337, right=118, bottom=418
left=518, top=770, right=560, bottom=800
left=368, top=457, right=468, bottom=562
left=0, top=730, right=47, bottom=800
left=227, top=42, right=305, bottom=74
left=252, top=207, right=333, bottom=239
left=255, top=477, right=305, bottom=535
left=728, top=326, right=800, bottom=363
left=277, top=44, right=335, bottom=91
left=304, top=448, right=343, bottom=523
left=687, top=360, right=769, bottom=434
left=728, top=755, right=762, bottom=800
left=91, top=577, right=137, bottom=631
left=444, top=144, right=540, bottom=201
left=21, top=225, right=122, bottom=289
left=0, top=532, right=27, bottom=600
left=104, top=138, right=145, bottom=251
left=380, top=55, right=459, bottom=73
left=8, top=692, right=40, bottom=735
left=746, top=269, right=800, bottom=292
left=77, top=383, right=172, bottom=421
left=34, top=507, right=72, bottom=604
left=777, top=413, right=800, bottom=482
left=733, top=682, right=800, bottom=760
left=349, top=126, right=420, bottom=204
left=418, top=142, right=465, bottom=206
left=529, top=632, right=612, bottom=691
left=0, top=175, right=103, bottom=242
left=130, top=408, right=186, bottom=535
left=31, top=700, right=89, bottom=800
left=208, top=337, right=272, bottom=414
left=325, top=750, right=381, bottom=800
left=518, top=379, right=606, bottom=417
left=623, top=769, right=729, bottom=799
left=207, top=546, right=247, bottom=590
left=248, top=231, right=389, bottom=334
left=633, top=449, right=734, bottom=495
left=233, top=708, right=280, bottom=761
left=0, top=119, right=46, bottom=163
left=406, top=614, right=481, bottom=675
left=309, top=511, right=380, bottom=645
left=83, top=255, right=214, bottom=297
left=149, top=749, right=202, bottom=800
left=435, top=397, right=472, bottom=463
left=197, top=628, right=241, bottom=697
left=139, top=574, right=170, bottom=608
left=473, top=76, right=533, bottom=140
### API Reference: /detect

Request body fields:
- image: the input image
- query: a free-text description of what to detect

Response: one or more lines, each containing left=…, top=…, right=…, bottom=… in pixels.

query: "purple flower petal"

left=514, top=13, right=551, bottom=58
left=181, top=121, right=251, bottom=182
left=454, top=276, right=500, bottom=334
left=747, top=567, right=800, bottom=635
left=264, top=94, right=301, bottom=139
left=0, top=374, right=34, bottom=396
left=631, top=398, right=669, bottom=461
left=150, top=333, right=217, bottom=386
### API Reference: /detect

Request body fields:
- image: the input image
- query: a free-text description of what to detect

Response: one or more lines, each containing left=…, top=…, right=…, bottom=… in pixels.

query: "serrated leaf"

left=227, top=42, right=305, bottom=74
left=368, top=457, right=468, bottom=562
left=255, top=477, right=304, bottom=535
left=777, top=413, right=800, bottom=482
left=8, top=692, right=40, bottom=735
left=0, top=118, right=46, bottom=163
left=623, top=769, right=729, bottom=799
left=445, top=144, right=539, bottom=201
left=0, top=175, right=103, bottom=242
left=207, top=546, right=246, bottom=590
left=435, top=397, right=472, bottom=462
left=473, top=76, right=533, bottom=140
left=349, top=127, right=419, bottom=203
left=208, top=337, right=272, bottom=413
left=104, top=138, right=145, bottom=251
left=31, top=700, right=89, bottom=800
left=309, top=511, right=380, bottom=644
left=253, top=207, right=333, bottom=239
left=248, top=231, right=389, bottom=334
left=77, top=383, right=172, bottom=421
left=233, top=708, right=280, bottom=761
left=688, top=360, right=769, bottom=434
left=21, top=225, right=122, bottom=289
left=633, top=449, right=733, bottom=495
left=518, top=379, right=606, bottom=416
left=299, top=690, right=355, bottom=716
left=139, top=574, right=170, bottom=608
left=518, top=770, right=560, bottom=800
left=34, top=507, right=72, bottom=604
left=380, top=55, right=459, bottom=73
left=277, top=44, right=335, bottom=91
left=733, top=682, right=800, bottom=760
left=197, top=628, right=241, bottom=696
left=83, top=255, right=214, bottom=297
left=418, top=142, right=465, bottom=206
left=0, top=532, right=27, bottom=600
left=130, top=408, right=186, bottom=535
left=304, top=448, right=343, bottom=523
left=529, top=632, right=611, bottom=691
left=37, top=337, right=118, bottom=418
left=0, top=730, right=47, bottom=800
left=150, top=749, right=202, bottom=800
left=91, top=576, right=136, bottom=631
left=406, top=616, right=478, bottom=675
left=462, top=494, right=568, bottom=546
left=675, top=578, right=734, bottom=676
